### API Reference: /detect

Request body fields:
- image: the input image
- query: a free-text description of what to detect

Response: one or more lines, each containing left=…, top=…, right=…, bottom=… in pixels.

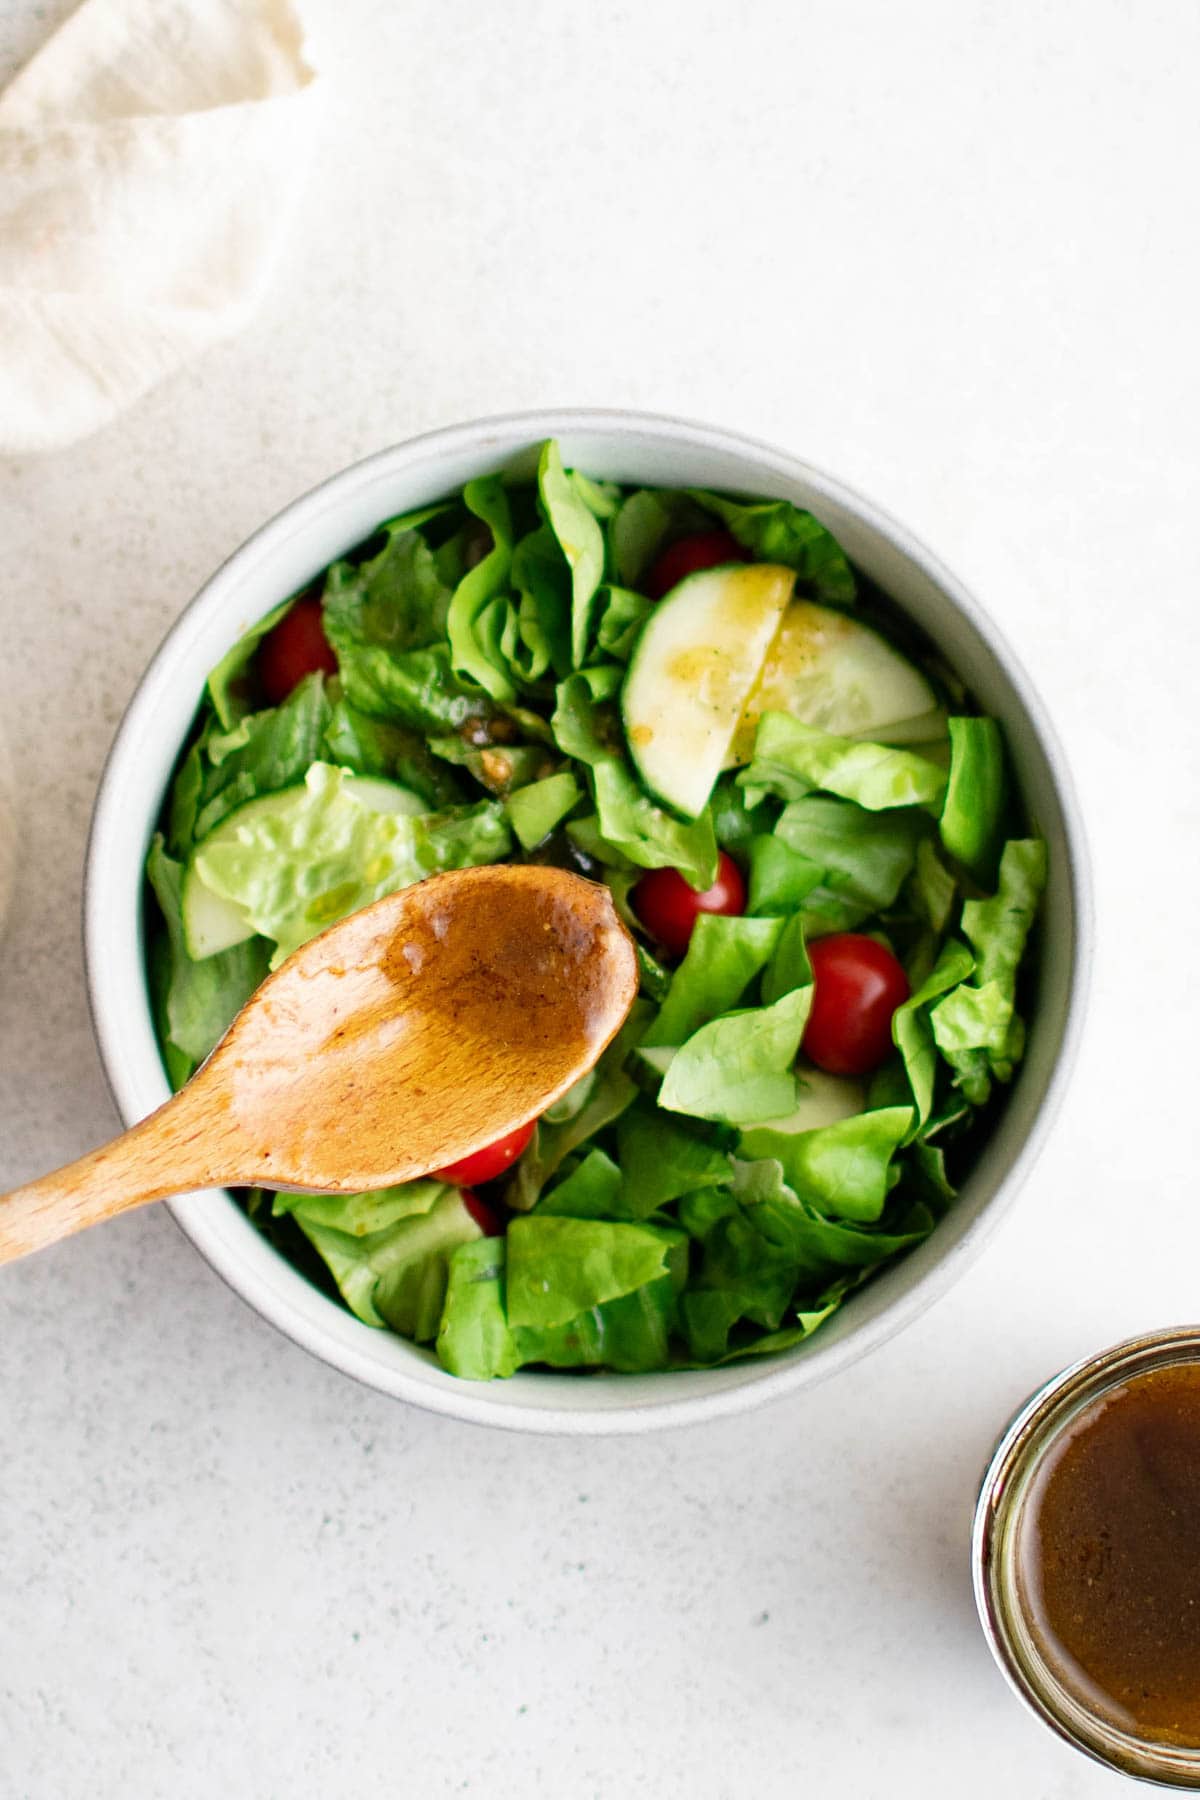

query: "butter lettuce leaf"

left=643, top=913, right=784, bottom=1048
left=773, top=795, right=925, bottom=932
left=446, top=477, right=517, bottom=702
left=503, top=1002, right=651, bottom=1211
left=940, top=716, right=1007, bottom=883
left=294, top=1187, right=482, bottom=1337
left=747, top=833, right=825, bottom=916
left=322, top=526, right=482, bottom=732
left=193, top=673, right=332, bottom=843
left=192, top=762, right=510, bottom=965
left=437, top=1233, right=685, bottom=1378
left=538, top=441, right=606, bottom=668
left=592, top=760, right=719, bottom=890
left=658, top=985, right=812, bottom=1127
left=506, top=1216, right=678, bottom=1330
left=535, top=1149, right=625, bottom=1220
left=738, top=1106, right=912, bottom=1222
left=615, top=1100, right=733, bottom=1212
left=740, top=712, right=948, bottom=811
left=891, top=939, right=975, bottom=1133
left=931, top=838, right=1046, bottom=1090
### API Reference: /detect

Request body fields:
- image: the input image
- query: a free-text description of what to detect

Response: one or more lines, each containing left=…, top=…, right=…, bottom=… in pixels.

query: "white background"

left=2, top=2, right=1198, bottom=1795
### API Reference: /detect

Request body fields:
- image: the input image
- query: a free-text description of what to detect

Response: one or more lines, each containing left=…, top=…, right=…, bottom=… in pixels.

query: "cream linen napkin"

left=0, top=0, right=320, bottom=454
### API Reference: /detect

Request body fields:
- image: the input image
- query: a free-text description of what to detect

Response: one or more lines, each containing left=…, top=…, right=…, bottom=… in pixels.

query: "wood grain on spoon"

left=0, top=866, right=638, bottom=1265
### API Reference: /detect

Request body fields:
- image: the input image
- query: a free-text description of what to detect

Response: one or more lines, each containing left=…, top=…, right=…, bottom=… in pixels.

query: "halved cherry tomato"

left=460, top=1189, right=505, bottom=1237
left=632, top=851, right=747, bottom=958
left=258, top=594, right=338, bottom=705
left=802, top=933, right=910, bottom=1076
left=645, top=529, right=746, bottom=600
left=434, top=1118, right=536, bottom=1186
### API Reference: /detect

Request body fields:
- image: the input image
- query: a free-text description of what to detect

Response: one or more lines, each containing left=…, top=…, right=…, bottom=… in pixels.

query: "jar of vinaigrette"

left=974, top=1328, right=1200, bottom=1785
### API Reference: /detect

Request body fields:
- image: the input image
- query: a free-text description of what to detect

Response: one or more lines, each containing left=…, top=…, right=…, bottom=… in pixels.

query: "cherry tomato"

left=434, top=1118, right=536, bottom=1186
left=802, top=934, right=910, bottom=1076
left=633, top=851, right=747, bottom=958
left=645, top=529, right=746, bottom=600
left=460, top=1188, right=505, bottom=1237
left=258, top=594, right=338, bottom=705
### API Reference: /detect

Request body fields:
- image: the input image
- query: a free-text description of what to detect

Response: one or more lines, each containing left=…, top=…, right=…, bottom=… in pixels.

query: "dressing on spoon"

left=0, top=865, right=638, bottom=1264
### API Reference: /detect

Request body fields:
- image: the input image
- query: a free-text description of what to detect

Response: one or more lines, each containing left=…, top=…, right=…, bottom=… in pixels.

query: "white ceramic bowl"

left=84, top=409, right=1091, bottom=1434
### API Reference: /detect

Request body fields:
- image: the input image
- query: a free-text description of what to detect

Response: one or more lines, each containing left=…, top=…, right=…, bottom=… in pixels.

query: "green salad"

left=146, top=441, right=1044, bottom=1379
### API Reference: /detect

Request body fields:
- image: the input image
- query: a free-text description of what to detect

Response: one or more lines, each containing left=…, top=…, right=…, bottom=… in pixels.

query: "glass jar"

left=973, top=1327, right=1200, bottom=1788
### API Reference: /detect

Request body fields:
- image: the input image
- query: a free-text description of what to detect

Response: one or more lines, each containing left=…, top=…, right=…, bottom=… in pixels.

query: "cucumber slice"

left=729, top=600, right=938, bottom=765
left=182, top=874, right=254, bottom=962
left=181, top=771, right=426, bottom=959
left=622, top=562, right=795, bottom=818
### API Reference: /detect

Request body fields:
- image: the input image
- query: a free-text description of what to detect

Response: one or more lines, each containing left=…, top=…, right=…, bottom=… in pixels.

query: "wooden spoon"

left=0, top=865, right=638, bottom=1266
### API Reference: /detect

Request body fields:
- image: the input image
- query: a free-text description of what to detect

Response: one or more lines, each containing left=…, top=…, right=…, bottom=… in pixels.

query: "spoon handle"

left=0, top=1084, right=234, bottom=1266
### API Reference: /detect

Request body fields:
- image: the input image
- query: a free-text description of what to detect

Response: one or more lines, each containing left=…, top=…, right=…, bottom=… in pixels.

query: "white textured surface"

left=0, top=1, right=1197, bottom=1795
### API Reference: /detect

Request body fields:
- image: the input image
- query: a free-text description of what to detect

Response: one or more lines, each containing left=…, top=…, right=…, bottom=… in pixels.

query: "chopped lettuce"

left=538, top=441, right=606, bottom=668
left=287, top=1185, right=481, bottom=1336
left=658, top=989, right=810, bottom=1125
left=738, top=1107, right=913, bottom=1222
left=773, top=795, right=925, bottom=933
left=193, top=673, right=332, bottom=843
left=192, top=762, right=510, bottom=965
left=504, top=770, right=581, bottom=850
left=446, top=477, right=518, bottom=702
left=592, top=760, right=719, bottom=890
left=931, top=838, right=1046, bottom=1094
left=438, top=1233, right=685, bottom=1379
left=747, top=834, right=825, bottom=916
left=506, top=1215, right=676, bottom=1330
left=739, top=712, right=948, bottom=812
left=940, top=716, right=1007, bottom=882
left=321, top=526, right=481, bottom=732
left=536, top=1149, right=626, bottom=1220
left=643, top=914, right=784, bottom=1048
left=891, top=939, right=975, bottom=1133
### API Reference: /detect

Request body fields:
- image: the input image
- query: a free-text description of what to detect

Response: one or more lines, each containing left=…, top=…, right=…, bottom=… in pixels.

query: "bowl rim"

left=83, top=405, right=1094, bottom=1434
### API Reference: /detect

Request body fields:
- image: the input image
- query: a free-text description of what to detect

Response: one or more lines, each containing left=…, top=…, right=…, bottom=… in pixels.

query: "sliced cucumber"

left=621, top=562, right=795, bottom=818
left=728, top=599, right=939, bottom=765
left=182, top=875, right=254, bottom=962
left=181, top=769, right=426, bottom=959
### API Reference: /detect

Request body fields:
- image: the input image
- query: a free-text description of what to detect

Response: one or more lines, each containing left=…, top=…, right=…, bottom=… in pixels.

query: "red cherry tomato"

left=434, top=1118, right=536, bottom=1187
left=633, top=852, right=747, bottom=958
left=645, top=529, right=746, bottom=600
left=258, top=594, right=338, bottom=705
left=460, top=1189, right=505, bottom=1237
left=802, top=934, right=910, bottom=1076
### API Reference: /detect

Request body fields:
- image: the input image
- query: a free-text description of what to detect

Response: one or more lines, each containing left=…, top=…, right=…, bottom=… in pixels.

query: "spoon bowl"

left=0, top=865, right=637, bottom=1262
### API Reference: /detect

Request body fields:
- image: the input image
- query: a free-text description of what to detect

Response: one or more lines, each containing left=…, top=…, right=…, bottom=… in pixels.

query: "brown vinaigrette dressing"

left=1015, top=1362, right=1200, bottom=1746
